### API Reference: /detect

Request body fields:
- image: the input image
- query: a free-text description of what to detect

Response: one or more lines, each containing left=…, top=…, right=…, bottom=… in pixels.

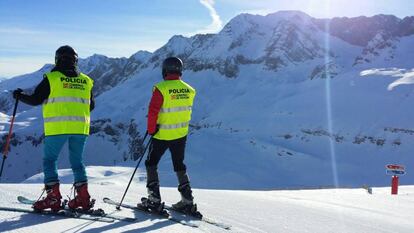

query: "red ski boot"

left=33, top=183, right=62, bottom=212
left=68, top=183, right=93, bottom=210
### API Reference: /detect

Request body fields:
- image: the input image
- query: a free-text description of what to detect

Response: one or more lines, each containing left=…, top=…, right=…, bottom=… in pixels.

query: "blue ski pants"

left=43, top=134, right=88, bottom=184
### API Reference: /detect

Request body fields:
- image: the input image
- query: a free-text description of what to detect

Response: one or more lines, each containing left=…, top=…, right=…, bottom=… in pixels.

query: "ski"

left=165, top=204, right=232, bottom=230
left=102, top=197, right=198, bottom=228
left=17, top=196, right=136, bottom=222
left=0, top=206, right=114, bottom=223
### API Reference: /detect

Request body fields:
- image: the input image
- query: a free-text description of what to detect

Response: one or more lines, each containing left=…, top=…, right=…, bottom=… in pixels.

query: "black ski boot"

left=172, top=182, right=203, bottom=219
left=138, top=181, right=168, bottom=215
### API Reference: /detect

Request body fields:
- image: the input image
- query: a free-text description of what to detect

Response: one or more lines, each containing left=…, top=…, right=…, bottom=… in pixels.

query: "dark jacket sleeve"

left=18, top=76, right=50, bottom=106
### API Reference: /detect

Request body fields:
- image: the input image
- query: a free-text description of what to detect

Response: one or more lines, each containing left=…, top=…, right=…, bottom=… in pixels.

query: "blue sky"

left=1, top=0, right=413, bottom=77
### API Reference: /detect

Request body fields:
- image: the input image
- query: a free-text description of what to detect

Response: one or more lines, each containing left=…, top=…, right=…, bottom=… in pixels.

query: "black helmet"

left=162, top=57, right=183, bottom=77
left=55, top=45, right=78, bottom=66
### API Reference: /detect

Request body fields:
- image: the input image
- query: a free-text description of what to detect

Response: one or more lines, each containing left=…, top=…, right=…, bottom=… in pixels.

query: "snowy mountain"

left=0, top=51, right=151, bottom=114
left=0, top=167, right=413, bottom=232
left=314, top=14, right=414, bottom=46
left=1, top=11, right=414, bottom=190
left=78, top=51, right=152, bottom=96
left=150, top=11, right=330, bottom=78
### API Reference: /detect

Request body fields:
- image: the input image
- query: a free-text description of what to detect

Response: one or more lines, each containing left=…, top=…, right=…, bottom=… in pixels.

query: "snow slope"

left=0, top=166, right=413, bottom=233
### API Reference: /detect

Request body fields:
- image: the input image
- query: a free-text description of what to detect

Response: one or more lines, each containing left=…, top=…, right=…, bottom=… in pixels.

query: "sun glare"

left=304, top=0, right=362, bottom=18
left=322, top=0, right=339, bottom=189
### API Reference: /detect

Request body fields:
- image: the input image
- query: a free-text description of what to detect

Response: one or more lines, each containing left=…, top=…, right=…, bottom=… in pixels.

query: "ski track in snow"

left=0, top=166, right=413, bottom=233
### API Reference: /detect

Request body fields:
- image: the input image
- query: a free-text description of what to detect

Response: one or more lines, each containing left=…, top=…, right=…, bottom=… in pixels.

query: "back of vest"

left=42, top=71, right=93, bottom=136
left=154, top=79, right=196, bottom=140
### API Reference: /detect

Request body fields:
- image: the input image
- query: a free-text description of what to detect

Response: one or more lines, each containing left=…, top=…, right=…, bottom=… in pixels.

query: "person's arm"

left=17, top=76, right=50, bottom=106
left=147, top=87, right=163, bottom=135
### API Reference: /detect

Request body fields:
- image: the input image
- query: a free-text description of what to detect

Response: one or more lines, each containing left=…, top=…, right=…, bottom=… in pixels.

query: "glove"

left=12, top=88, right=23, bottom=99
left=147, top=125, right=160, bottom=136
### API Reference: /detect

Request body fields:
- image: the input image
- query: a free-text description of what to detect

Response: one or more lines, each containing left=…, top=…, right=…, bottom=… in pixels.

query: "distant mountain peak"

left=265, top=10, right=312, bottom=20
left=314, top=14, right=413, bottom=46
left=221, top=10, right=315, bottom=38
left=130, top=50, right=152, bottom=62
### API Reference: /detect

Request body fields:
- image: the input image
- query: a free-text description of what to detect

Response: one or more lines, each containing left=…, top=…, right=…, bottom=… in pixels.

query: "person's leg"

left=169, top=136, right=194, bottom=205
left=67, top=135, right=91, bottom=210
left=43, top=135, right=68, bottom=184
left=144, top=138, right=168, bottom=203
left=169, top=136, right=187, bottom=173
left=34, top=135, right=67, bottom=211
left=68, top=135, right=88, bottom=184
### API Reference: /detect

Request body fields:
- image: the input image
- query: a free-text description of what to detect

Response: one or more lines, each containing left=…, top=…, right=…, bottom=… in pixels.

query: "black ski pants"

left=145, top=136, right=187, bottom=173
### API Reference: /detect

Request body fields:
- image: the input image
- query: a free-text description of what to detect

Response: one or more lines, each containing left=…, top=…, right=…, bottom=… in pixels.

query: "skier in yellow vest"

left=12, top=45, right=95, bottom=211
left=140, top=57, right=201, bottom=217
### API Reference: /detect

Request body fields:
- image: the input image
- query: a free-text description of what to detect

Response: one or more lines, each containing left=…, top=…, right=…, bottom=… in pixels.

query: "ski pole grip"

left=12, top=97, right=19, bottom=116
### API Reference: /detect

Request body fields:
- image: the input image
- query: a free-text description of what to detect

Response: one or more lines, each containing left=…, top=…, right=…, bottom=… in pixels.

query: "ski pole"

left=116, top=131, right=151, bottom=210
left=0, top=97, right=19, bottom=181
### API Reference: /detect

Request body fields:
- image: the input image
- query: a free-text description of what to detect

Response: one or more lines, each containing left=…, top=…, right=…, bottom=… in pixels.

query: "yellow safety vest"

left=42, top=71, right=93, bottom=136
left=154, top=79, right=196, bottom=140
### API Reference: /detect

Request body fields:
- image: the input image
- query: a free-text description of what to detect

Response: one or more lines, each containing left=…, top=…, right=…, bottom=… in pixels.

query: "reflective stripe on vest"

left=159, top=106, right=192, bottom=113
left=44, top=116, right=90, bottom=123
left=153, top=79, right=195, bottom=140
left=42, top=71, right=93, bottom=136
left=158, top=122, right=189, bottom=129
left=44, top=97, right=90, bottom=105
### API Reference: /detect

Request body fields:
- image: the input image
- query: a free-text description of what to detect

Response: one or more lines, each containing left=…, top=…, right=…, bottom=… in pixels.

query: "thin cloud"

left=0, top=27, right=44, bottom=35
left=0, top=57, right=49, bottom=78
left=238, top=9, right=274, bottom=16
left=360, top=68, right=414, bottom=91
left=387, top=71, right=414, bottom=90
left=194, top=0, right=223, bottom=34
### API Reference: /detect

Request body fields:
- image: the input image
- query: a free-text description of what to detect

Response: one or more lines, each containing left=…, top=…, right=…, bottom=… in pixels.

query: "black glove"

left=12, top=88, right=23, bottom=99
left=147, top=125, right=160, bottom=136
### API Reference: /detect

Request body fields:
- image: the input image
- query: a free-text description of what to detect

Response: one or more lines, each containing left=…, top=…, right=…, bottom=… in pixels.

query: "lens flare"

left=323, top=1, right=339, bottom=188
